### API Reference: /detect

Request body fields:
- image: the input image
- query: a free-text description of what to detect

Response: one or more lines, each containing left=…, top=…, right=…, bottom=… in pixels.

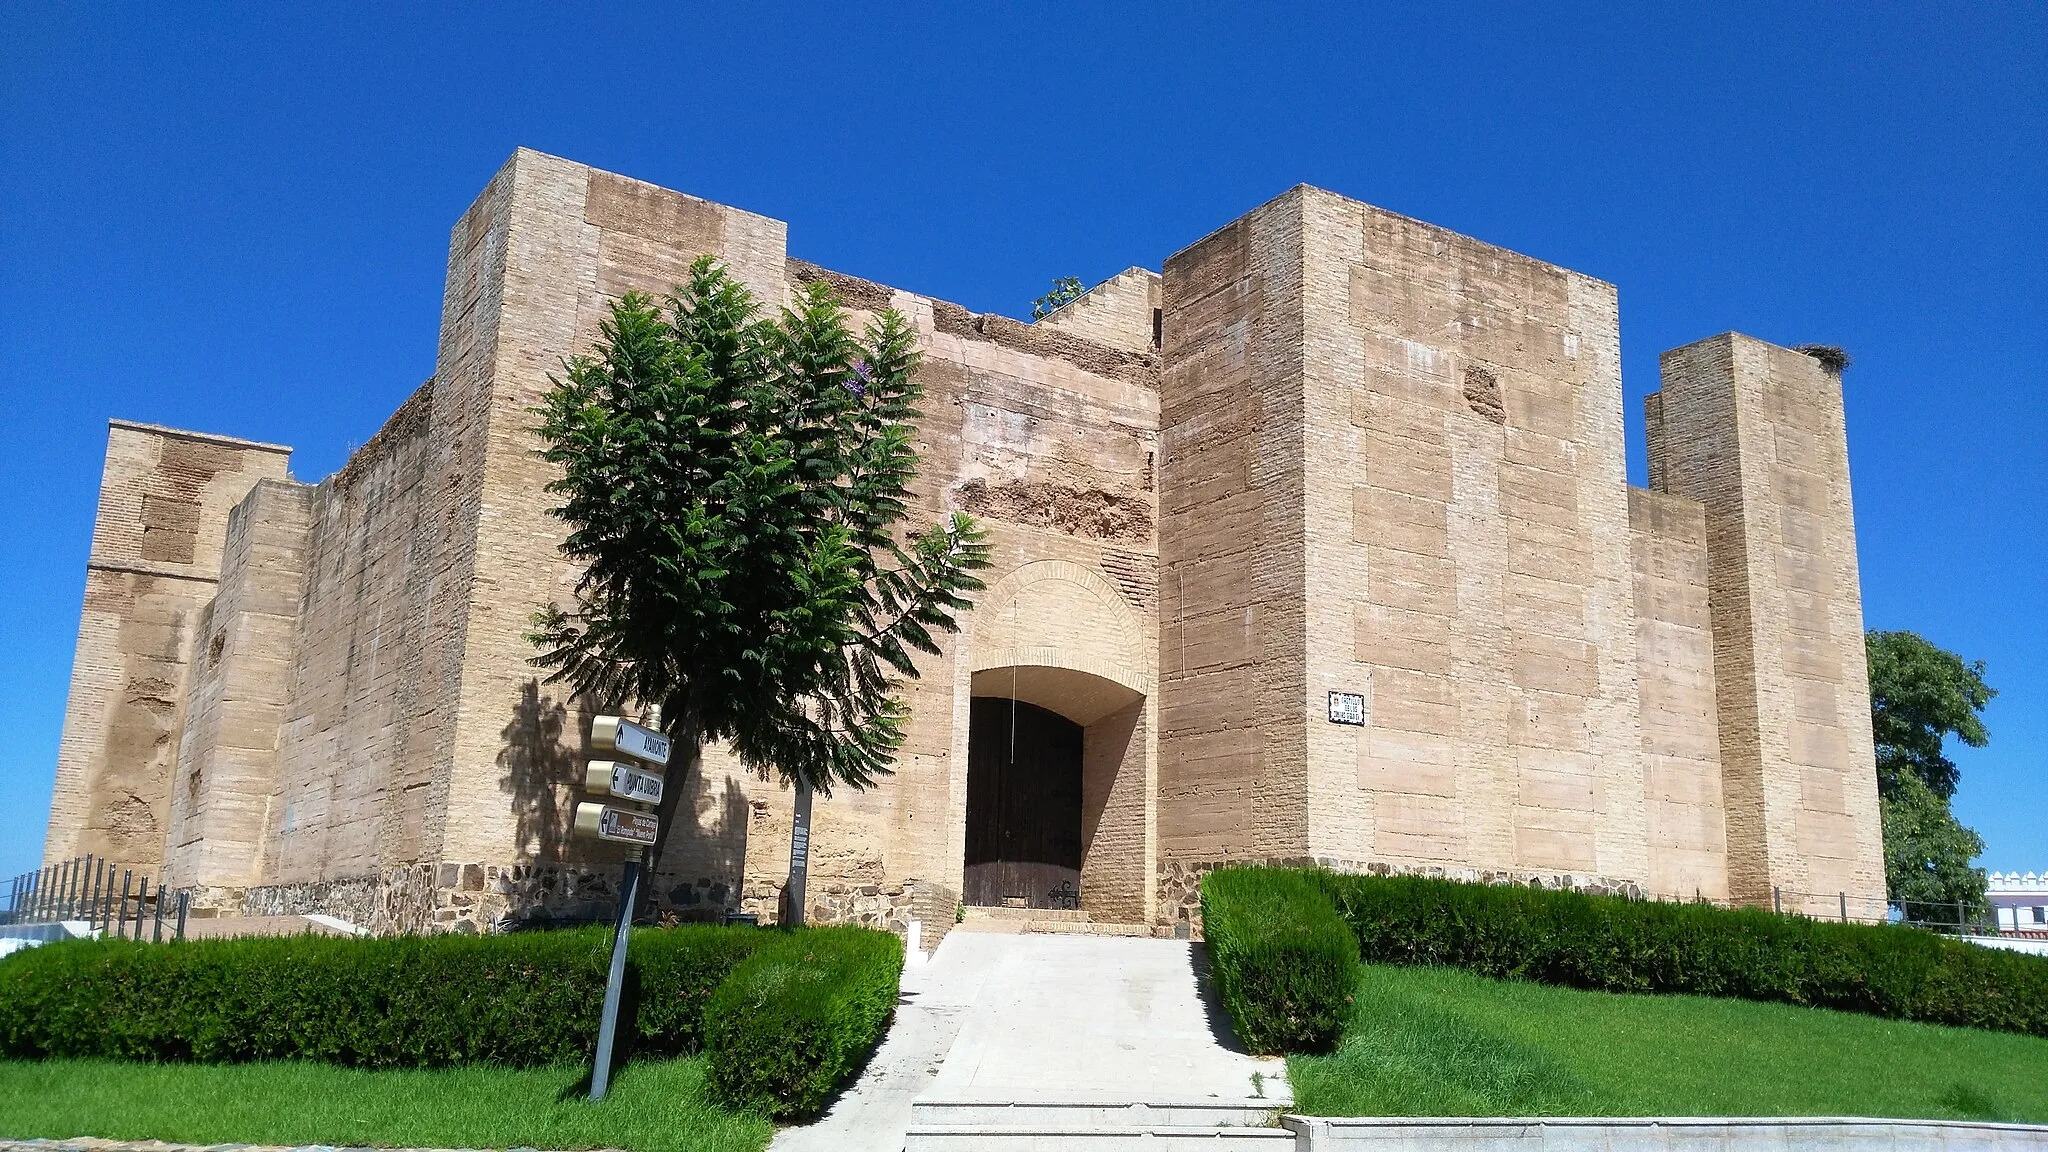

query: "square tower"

left=1156, top=186, right=1649, bottom=898
left=1652, top=334, right=1885, bottom=914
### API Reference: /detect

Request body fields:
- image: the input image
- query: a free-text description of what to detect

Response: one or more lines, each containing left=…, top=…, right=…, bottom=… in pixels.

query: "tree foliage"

left=1867, top=629, right=1993, bottom=801
left=1866, top=629, right=1995, bottom=922
left=529, top=257, right=990, bottom=870
left=1030, top=276, right=1086, bottom=320
left=1883, top=773, right=1988, bottom=926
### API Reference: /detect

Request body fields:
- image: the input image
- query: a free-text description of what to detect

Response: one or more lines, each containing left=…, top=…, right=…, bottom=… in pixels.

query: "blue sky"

left=2, top=4, right=2042, bottom=887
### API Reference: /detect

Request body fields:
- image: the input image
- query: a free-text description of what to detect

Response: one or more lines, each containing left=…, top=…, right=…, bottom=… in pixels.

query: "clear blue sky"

left=3, top=4, right=2042, bottom=887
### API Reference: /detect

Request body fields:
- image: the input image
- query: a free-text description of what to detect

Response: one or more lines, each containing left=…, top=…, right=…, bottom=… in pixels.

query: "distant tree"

left=1867, top=630, right=1993, bottom=801
left=529, top=256, right=990, bottom=884
left=1882, top=773, right=1987, bottom=927
left=1866, top=629, right=1995, bottom=925
left=1031, top=276, right=1087, bottom=320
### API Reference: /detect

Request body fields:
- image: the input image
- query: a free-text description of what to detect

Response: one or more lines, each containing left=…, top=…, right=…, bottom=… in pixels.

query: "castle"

left=42, top=149, right=1885, bottom=938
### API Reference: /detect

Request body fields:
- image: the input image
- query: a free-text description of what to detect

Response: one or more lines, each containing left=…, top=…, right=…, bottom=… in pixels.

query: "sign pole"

left=576, top=711, right=669, bottom=1101
left=589, top=847, right=641, bottom=1102
left=786, top=777, right=813, bottom=927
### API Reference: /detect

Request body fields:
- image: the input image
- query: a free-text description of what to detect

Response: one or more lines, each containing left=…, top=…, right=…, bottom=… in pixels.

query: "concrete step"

left=962, top=905, right=1091, bottom=923
left=903, top=1123, right=1294, bottom=1150
left=912, top=1099, right=1285, bottom=1128
left=954, top=916, right=1164, bottom=937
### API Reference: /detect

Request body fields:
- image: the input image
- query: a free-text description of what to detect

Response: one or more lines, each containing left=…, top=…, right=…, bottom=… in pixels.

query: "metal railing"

left=3, top=855, right=187, bottom=941
left=1646, top=884, right=2019, bottom=938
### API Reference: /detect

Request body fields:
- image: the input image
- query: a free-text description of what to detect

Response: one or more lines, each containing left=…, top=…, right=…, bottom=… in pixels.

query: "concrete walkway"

left=771, top=932, right=1287, bottom=1151
left=770, top=932, right=1002, bottom=1152
left=925, top=933, right=1284, bottom=1102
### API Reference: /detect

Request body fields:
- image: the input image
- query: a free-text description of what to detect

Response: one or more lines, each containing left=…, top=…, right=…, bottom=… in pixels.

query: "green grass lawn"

left=1290, top=964, right=2048, bottom=1122
left=0, top=1056, right=771, bottom=1152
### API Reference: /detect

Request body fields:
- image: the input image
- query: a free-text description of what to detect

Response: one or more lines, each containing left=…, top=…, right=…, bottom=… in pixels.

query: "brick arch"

left=968, top=558, right=1151, bottom=706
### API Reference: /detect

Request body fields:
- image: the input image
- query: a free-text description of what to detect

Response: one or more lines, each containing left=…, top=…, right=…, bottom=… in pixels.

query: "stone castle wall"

left=1294, top=189, right=1646, bottom=885
left=163, top=478, right=315, bottom=890
left=1155, top=192, right=1312, bottom=870
left=1652, top=335, right=1884, bottom=914
left=1628, top=486, right=1730, bottom=901
left=44, top=150, right=1887, bottom=936
left=45, top=422, right=291, bottom=878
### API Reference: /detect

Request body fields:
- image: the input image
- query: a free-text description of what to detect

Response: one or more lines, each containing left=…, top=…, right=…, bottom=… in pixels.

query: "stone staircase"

left=768, top=933, right=1288, bottom=1152
left=954, top=905, right=1167, bottom=938
left=904, top=1098, right=1293, bottom=1149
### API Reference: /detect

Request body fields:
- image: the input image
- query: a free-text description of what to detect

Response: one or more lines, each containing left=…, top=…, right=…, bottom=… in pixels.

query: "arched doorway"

left=959, top=559, right=1156, bottom=924
left=964, top=697, right=1083, bottom=909
left=964, top=664, right=1147, bottom=918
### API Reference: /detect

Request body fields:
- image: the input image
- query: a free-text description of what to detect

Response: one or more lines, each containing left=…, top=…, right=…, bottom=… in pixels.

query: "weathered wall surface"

left=45, top=422, right=291, bottom=876
left=1037, top=267, right=1162, bottom=355
left=1654, top=334, right=1884, bottom=914
left=745, top=263, right=1161, bottom=930
left=263, top=379, right=443, bottom=893
left=1156, top=191, right=1310, bottom=898
left=163, top=479, right=315, bottom=891
left=1629, top=486, right=1729, bottom=901
left=1298, top=188, right=1645, bottom=888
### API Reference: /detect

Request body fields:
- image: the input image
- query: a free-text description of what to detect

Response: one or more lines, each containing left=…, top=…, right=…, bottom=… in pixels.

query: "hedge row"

left=1200, top=867, right=1359, bottom=1054
left=705, top=926, right=905, bottom=1117
left=0, top=923, right=770, bottom=1066
left=0, top=922, right=905, bottom=1115
left=1317, top=873, right=2048, bottom=1038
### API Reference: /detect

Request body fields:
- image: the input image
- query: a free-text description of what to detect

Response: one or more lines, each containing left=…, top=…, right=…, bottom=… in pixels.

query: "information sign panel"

left=574, top=802, right=659, bottom=846
left=584, top=760, right=664, bottom=805
left=591, top=716, right=671, bottom=766
left=1327, top=691, right=1366, bottom=726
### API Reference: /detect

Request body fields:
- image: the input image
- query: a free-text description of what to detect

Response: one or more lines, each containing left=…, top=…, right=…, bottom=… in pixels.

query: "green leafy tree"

left=1866, top=629, right=1995, bottom=925
left=1882, top=773, right=1987, bottom=926
left=1867, top=629, right=1993, bottom=801
left=1030, top=276, right=1086, bottom=320
left=530, top=256, right=990, bottom=880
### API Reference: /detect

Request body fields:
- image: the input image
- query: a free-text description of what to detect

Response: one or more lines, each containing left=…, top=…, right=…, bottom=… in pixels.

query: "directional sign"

left=574, top=802, right=659, bottom=846
left=591, top=716, right=671, bottom=766
left=584, top=759, right=664, bottom=805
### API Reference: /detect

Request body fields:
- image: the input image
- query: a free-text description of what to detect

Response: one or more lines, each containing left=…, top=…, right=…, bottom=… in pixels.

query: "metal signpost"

left=575, top=713, right=669, bottom=1102
left=785, top=778, right=813, bottom=927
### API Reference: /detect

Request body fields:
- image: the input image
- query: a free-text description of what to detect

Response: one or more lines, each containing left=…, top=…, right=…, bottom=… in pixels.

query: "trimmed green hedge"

left=704, top=926, right=904, bottom=1119
left=0, top=923, right=774, bottom=1067
left=1201, top=867, right=1360, bottom=1055
left=1318, top=873, right=2048, bottom=1038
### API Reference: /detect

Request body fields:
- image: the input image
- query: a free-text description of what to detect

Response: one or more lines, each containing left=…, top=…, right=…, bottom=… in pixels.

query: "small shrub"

left=704, top=926, right=903, bottom=1118
left=1318, top=873, right=2048, bottom=1037
left=0, top=923, right=768, bottom=1066
left=1201, top=867, right=1360, bottom=1054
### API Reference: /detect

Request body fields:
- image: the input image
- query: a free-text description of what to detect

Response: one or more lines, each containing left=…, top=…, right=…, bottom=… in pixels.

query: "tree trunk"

left=638, top=706, right=702, bottom=922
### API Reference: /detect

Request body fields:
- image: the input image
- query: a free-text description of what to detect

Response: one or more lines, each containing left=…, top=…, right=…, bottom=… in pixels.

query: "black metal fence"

left=3, top=854, right=187, bottom=942
left=1650, top=884, right=2023, bottom=938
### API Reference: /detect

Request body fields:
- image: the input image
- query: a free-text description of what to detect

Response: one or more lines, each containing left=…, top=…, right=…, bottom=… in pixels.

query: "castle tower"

left=1155, top=186, right=1650, bottom=903
left=1651, top=334, right=1885, bottom=915
left=44, top=422, right=292, bottom=876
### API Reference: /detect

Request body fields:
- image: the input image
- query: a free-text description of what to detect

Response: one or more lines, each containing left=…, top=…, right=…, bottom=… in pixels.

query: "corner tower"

left=1650, top=334, right=1884, bottom=915
left=1155, top=186, right=1649, bottom=918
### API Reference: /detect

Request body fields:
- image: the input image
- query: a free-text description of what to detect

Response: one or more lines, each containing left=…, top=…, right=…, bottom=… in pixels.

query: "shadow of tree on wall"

left=496, top=678, right=751, bottom=924
left=498, top=679, right=581, bottom=864
left=648, top=760, right=751, bottom=921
